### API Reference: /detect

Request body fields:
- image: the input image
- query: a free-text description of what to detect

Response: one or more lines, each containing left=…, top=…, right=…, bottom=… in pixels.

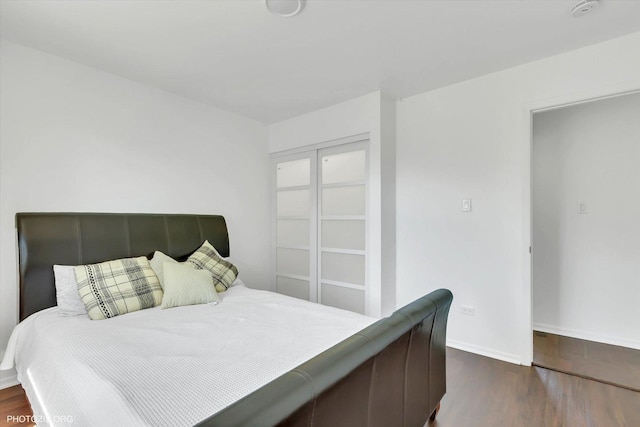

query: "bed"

left=4, top=212, right=452, bottom=427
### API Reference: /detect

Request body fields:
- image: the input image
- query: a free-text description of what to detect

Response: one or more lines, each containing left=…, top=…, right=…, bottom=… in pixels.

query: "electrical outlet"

left=460, top=305, right=475, bottom=316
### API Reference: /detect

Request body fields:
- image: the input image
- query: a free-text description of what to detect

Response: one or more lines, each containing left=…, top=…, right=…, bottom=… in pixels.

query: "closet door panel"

left=277, top=190, right=310, bottom=217
left=277, top=276, right=310, bottom=301
left=321, top=252, right=365, bottom=286
left=277, top=249, right=310, bottom=277
left=321, top=284, right=365, bottom=314
left=321, top=150, right=366, bottom=184
left=322, top=220, right=365, bottom=250
left=321, top=186, right=366, bottom=216
left=273, top=154, right=316, bottom=302
left=277, top=158, right=310, bottom=188
left=277, top=219, right=310, bottom=247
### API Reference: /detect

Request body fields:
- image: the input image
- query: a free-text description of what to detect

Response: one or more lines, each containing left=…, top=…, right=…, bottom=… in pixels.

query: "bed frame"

left=16, top=212, right=453, bottom=427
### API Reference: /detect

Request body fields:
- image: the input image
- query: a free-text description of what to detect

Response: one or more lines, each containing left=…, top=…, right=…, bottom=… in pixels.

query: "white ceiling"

left=1, top=0, right=639, bottom=124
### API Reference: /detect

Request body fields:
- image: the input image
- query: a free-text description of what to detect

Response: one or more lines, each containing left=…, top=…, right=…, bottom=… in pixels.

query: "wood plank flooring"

left=0, top=386, right=34, bottom=427
left=1, top=347, right=638, bottom=427
left=435, top=347, right=640, bottom=426
left=533, top=331, right=640, bottom=392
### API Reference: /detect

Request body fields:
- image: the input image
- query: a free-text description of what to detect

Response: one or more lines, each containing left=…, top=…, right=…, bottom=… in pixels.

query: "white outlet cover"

left=460, top=305, right=475, bottom=315
left=462, top=198, right=472, bottom=212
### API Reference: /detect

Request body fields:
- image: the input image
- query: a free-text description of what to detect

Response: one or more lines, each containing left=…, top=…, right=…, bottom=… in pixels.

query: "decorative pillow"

left=186, top=240, right=238, bottom=292
left=149, top=251, right=179, bottom=289
left=161, top=262, right=220, bottom=309
left=75, top=256, right=163, bottom=320
left=230, top=277, right=246, bottom=288
left=53, top=265, right=88, bottom=316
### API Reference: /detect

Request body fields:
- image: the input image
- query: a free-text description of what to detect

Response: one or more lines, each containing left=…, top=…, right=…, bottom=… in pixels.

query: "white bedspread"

left=2, top=285, right=375, bottom=426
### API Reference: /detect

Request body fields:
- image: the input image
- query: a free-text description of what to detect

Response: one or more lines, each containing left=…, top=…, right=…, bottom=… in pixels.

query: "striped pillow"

left=186, top=241, right=238, bottom=292
left=75, top=256, right=163, bottom=320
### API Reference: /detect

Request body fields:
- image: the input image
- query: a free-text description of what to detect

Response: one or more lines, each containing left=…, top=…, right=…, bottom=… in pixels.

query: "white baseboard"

left=0, top=373, right=19, bottom=390
left=533, top=323, right=640, bottom=350
left=447, top=339, right=521, bottom=365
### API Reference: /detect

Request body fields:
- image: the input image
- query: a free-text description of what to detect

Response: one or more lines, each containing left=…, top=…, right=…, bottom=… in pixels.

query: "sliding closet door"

left=318, top=143, right=367, bottom=314
left=272, top=153, right=317, bottom=302
left=272, top=141, right=368, bottom=314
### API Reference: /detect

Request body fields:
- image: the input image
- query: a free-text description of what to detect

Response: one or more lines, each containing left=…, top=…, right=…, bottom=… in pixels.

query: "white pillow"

left=53, top=265, right=88, bottom=316
left=151, top=247, right=237, bottom=293
left=149, top=251, right=179, bottom=289
left=160, top=262, right=220, bottom=309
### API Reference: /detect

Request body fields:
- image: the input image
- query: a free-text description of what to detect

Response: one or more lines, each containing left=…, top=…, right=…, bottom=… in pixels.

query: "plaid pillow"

left=75, top=256, right=163, bottom=320
left=186, top=240, right=238, bottom=292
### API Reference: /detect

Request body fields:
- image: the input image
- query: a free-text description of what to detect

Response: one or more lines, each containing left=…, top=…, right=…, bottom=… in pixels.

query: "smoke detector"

left=265, top=0, right=306, bottom=17
left=570, top=0, right=599, bottom=17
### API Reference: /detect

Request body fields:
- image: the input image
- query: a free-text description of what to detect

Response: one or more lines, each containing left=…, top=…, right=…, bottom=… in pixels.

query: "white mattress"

left=2, top=284, right=375, bottom=426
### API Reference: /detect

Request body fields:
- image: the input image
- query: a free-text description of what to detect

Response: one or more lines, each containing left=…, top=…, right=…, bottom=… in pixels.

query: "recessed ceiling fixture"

left=570, top=0, right=599, bottom=17
left=265, top=0, right=306, bottom=17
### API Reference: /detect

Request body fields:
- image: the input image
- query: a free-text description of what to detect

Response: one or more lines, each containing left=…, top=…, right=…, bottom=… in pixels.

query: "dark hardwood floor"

left=533, top=331, right=640, bottom=392
left=2, top=347, right=639, bottom=427
left=434, top=347, right=640, bottom=427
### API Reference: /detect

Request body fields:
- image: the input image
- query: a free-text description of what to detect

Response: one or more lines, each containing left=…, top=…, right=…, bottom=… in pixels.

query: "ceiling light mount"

left=265, top=0, right=306, bottom=18
left=570, top=0, right=599, bottom=17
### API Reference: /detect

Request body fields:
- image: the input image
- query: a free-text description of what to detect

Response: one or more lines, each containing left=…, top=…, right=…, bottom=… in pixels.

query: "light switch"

left=577, top=202, right=588, bottom=214
left=462, top=198, right=472, bottom=212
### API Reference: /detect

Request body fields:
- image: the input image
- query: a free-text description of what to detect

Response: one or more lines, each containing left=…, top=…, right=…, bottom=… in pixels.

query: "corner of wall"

left=380, top=93, right=397, bottom=316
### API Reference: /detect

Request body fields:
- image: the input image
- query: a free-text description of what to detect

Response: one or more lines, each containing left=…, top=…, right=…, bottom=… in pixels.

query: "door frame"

left=520, top=85, right=640, bottom=365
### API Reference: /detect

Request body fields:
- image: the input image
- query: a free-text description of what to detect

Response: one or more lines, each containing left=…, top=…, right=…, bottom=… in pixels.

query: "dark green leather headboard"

left=16, top=212, right=230, bottom=321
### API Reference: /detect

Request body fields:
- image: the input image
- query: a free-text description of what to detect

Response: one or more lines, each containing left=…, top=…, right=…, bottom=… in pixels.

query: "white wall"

left=268, top=92, right=381, bottom=153
left=396, top=32, right=640, bottom=364
left=268, top=91, right=396, bottom=317
left=532, top=93, right=640, bottom=349
left=0, top=40, right=270, bottom=387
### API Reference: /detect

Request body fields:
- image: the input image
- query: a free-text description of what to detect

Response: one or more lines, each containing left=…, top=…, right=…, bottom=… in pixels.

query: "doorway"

left=530, top=91, right=640, bottom=390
